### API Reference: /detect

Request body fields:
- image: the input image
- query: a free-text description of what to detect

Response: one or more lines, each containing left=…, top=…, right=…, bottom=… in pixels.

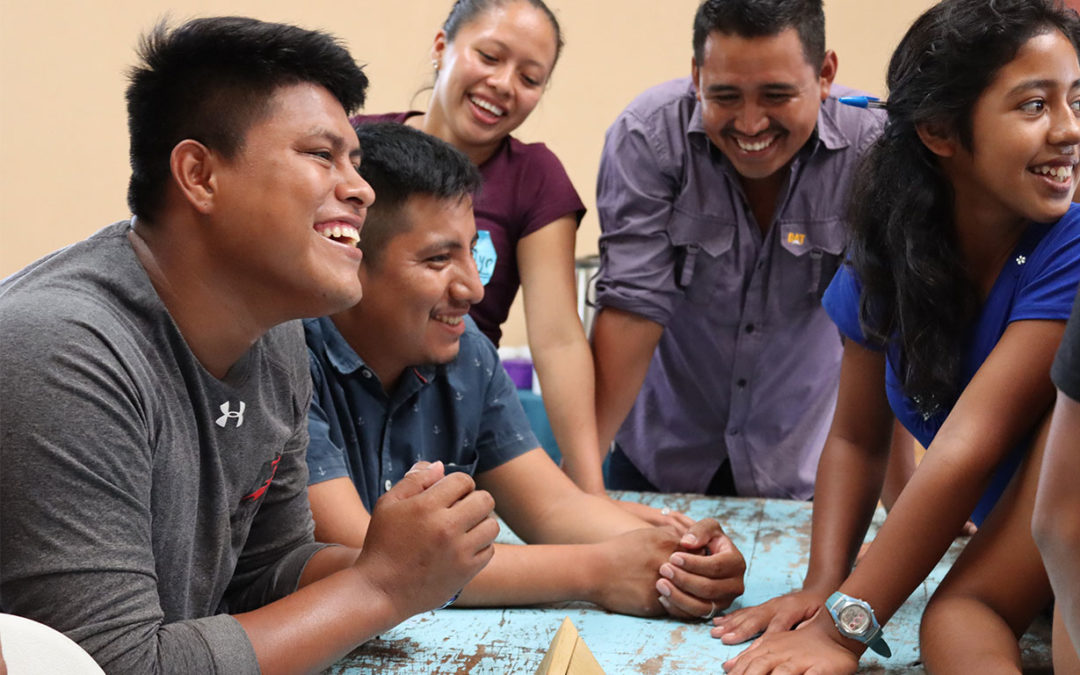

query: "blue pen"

left=838, top=95, right=888, bottom=109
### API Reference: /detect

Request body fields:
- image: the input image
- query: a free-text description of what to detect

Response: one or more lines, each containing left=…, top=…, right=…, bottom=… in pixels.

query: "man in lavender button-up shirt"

left=589, top=0, right=884, bottom=500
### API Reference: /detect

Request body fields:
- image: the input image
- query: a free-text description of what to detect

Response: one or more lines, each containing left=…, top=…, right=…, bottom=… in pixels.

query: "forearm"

left=531, top=336, right=604, bottom=494
left=455, top=542, right=600, bottom=606
left=591, top=308, right=662, bottom=455
left=880, top=421, right=916, bottom=512
left=1033, top=391, right=1080, bottom=648
left=235, top=547, right=405, bottom=675
left=523, top=490, right=651, bottom=544
left=805, top=436, right=889, bottom=592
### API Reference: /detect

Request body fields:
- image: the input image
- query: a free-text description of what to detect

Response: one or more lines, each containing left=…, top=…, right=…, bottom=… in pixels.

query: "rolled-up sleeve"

left=594, top=111, right=684, bottom=326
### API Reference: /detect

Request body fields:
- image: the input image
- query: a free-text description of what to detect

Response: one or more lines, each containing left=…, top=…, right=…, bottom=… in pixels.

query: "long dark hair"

left=849, top=0, right=1080, bottom=416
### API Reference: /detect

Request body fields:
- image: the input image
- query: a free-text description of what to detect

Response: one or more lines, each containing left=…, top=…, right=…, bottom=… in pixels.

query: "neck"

left=739, top=169, right=788, bottom=234
left=952, top=204, right=1028, bottom=299
left=413, top=110, right=500, bottom=166
left=331, top=309, right=405, bottom=392
left=129, top=218, right=269, bottom=379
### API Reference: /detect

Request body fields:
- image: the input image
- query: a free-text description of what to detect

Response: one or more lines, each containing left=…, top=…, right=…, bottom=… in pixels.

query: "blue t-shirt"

left=304, top=315, right=539, bottom=511
left=823, top=205, right=1080, bottom=525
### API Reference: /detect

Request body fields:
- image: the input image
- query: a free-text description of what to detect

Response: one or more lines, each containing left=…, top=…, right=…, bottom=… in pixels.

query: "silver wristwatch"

left=826, top=592, right=892, bottom=657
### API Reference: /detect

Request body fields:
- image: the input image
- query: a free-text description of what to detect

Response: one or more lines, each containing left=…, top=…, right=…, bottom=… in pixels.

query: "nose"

left=452, top=257, right=485, bottom=306
left=486, top=63, right=513, bottom=97
left=734, top=103, right=769, bottom=136
left=339, top=167, right=375, bottom=213
left=1049, top=102, right=1080, bottom=149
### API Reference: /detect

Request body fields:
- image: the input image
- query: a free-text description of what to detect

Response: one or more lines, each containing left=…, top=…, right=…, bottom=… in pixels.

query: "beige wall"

left=0, top=0, right=936, bottom=346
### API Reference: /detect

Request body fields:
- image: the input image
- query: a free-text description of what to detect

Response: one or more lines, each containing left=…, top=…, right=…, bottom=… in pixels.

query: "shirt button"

left=384, top=479, right=392, bottom=492
left=737, top=378, right=747, bottom=388
left=744, top=324, right=756, bottom=334
left=362, top=369, right=373, bottom=379
left=729, top=429, right=740, bottom=436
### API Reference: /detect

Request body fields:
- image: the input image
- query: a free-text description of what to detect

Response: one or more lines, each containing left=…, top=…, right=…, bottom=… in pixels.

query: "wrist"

left=578, top=542, right=612, bottom=605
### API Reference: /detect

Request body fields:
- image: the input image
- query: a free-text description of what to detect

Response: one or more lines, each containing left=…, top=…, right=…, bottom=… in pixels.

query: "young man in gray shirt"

left=0, top=17, right=497, bottom=674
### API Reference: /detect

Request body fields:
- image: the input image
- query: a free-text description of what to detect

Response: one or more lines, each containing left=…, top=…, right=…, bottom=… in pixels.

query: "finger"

left=766, top=604, right=816, bottom=634
left=448, top=488, right=496, bottom=530
left=383, top=461, right=446, bottom=502
left=421, top=470, right=478, bottom=506
left=656, top=594, right=696, bottom=619
left=670, top=536, right=746, bottom=577
left=656, top=577, right=716, bottom=618
left=659, top=560, right=744, bottom=610
left=405, top=460, right=435, bottom=475
left=679, top=518, right=724, bottom=551
left=464, top=515, right=500, bottom=557
left=712, top=607, right=772, bottom=643
left=961, top=520, right=978, bottom=536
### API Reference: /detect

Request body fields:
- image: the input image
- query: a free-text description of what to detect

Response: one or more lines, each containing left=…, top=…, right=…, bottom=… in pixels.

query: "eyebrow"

left=417, top=238, right=468, bottom=257
left=1007, top=78, right=1080, bottom=96
left=310, top=127, right=362, bottom=161
left=485, top=38, right=549, bottom=71
left=704, top=83, right=800, bottom=95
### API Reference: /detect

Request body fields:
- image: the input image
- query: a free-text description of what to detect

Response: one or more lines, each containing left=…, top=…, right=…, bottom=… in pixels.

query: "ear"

left=169, top=140, right=218, bottom=215
left=431, top=29, right=448, bottom=71
left=691, top=56, right=701, bottom=101
left=915, top=121, right=958, bottom=158
left=818, top=50, right=838, bottom=100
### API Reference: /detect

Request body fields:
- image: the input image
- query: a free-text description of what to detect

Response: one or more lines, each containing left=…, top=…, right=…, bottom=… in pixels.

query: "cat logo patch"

left=787, top=232, right=806, bottom=245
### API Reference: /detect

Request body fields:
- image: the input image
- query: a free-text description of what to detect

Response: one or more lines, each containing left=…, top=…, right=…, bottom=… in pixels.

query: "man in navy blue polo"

left=304, top=122, right=748, bottom=619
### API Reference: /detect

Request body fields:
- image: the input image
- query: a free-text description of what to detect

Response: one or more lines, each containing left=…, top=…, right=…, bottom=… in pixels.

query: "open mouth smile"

left=315, top=222, right=361, bottom=247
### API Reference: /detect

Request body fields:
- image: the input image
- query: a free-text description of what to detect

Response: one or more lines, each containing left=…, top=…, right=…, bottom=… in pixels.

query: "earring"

left=432, top=59, right=440, bottom=72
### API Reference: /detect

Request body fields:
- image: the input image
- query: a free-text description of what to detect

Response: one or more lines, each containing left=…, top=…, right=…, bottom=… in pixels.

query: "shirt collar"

left=308, top=316, right=438, bottom=386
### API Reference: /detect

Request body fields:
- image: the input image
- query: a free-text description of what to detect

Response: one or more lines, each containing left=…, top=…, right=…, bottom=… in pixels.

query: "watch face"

left=838, top=605, right=872, bottom=635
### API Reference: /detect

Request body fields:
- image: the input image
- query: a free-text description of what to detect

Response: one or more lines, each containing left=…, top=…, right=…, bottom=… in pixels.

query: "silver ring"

left=660, top=507, right=671, bottom=516
left=701, top=601, right=717, bottom=620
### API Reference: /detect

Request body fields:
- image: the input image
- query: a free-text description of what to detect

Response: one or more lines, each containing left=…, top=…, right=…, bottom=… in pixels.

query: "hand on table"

left=711, top=587, right=830, bottom=643
left=356, top=461, right=498, bottom=617
left=655, top=519, right=746, bottom=620
left=589, top=526, right=684, bottom=616
left=722, top=609, right=859, bottom=675
left=613, top=499, right=694, bottom=533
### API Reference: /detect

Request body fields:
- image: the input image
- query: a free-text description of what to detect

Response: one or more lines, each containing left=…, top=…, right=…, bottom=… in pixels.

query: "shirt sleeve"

left=473, top=339, right=540, bottom=473
left=516, top=143, right=586, bottom=238
left=593, top=109, right=685, bottom=326
left=305, top=351, right=352, bottom=486
left=1011, top=207, right=1080, bottom=323
left=0, top=302, right=260, bottom=675
left=1052, top=283, right=1080, bottom=401
left=822, top=262, right=879, bottom=349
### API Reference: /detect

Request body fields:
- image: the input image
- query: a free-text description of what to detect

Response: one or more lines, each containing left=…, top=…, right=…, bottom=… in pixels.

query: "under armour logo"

left=216, top=401, right=246, bottom=428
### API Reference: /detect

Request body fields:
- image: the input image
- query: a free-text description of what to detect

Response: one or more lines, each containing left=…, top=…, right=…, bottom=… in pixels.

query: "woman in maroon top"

left=355, top=0, right=681, bottom=521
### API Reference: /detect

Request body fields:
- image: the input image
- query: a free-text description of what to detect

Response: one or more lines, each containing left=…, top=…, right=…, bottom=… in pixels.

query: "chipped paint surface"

left=327, top=493, right=1051, bottom=674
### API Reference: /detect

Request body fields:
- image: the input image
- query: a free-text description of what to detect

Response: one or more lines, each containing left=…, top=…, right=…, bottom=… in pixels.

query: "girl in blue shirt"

left=717, top=1, right=1080, bottom=673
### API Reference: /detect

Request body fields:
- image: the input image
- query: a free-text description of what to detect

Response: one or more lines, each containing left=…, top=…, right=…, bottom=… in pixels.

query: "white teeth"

left=1033, top=164, right=1074, bottom=182
left=434, top=315, right=463, bottom=326
left=735, top=136, right=776, bottom=152
left=469, top=96, right=505, bottom=117
left=318, top=224, right=360, bottom=247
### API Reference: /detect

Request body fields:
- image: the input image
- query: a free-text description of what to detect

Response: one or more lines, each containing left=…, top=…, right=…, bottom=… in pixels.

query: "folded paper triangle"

left=535, top=616, right=605, bottom=675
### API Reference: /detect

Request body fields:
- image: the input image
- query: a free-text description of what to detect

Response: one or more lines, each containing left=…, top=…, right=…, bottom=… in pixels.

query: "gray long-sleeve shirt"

left=0, top=222, right=327, bottom=673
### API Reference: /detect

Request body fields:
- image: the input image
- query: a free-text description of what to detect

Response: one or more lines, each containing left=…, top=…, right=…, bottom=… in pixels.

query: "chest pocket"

left=777, top=218, right=846, bottom=309
left=669, top=209, right=738, bottom=305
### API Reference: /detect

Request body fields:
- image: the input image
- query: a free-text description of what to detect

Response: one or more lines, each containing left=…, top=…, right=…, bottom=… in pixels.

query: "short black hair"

left=354, top=123, right=482, bottom=266
left=126, top=16, right=369, bottom=221
left=692, top=0, right=825, bottom=68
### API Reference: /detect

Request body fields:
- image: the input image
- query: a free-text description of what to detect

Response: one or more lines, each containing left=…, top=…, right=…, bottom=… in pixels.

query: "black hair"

left=126, top=16, right=369, bottom=221
left=848, top=0, right=1080, bottom=416
left=443, top=0, right=564, bottom=65
left=354, top=122, right=482, bottom=265
left=693, top=0, right=825, bottom=68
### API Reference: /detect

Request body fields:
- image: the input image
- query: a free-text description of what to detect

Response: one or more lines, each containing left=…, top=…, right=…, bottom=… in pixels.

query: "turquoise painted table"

left=326, top=492, right=1051, bottom=674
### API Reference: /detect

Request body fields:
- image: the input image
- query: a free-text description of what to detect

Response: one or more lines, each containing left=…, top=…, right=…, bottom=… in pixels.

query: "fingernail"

left=659, top=563, right=675, bottom=579
left=681, top=534, right=698, bottom=547
left=670, top=553, right=686, bottom=567
left=655, top=580, right=671, bottom=597
left=658, top=595, right=671, bottom=608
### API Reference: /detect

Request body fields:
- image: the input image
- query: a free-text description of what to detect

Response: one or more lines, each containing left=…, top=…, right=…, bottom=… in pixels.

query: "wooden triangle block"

left=535, top=617, right=606, bottom=675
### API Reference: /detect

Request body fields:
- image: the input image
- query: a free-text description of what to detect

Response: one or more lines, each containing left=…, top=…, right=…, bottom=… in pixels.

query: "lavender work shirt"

left=595, top=78, right=883, bottom=498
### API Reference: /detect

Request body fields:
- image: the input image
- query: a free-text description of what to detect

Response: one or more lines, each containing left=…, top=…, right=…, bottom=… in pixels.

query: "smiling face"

left=347, top=194, right=484, bottom=390
left=940, top=29, right=1080, bottom=230
left=427, top=1, right=557, bottom=160
left=692, top=27, right=834, bottom=184
left=209, top=82, right=374, bottom=320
